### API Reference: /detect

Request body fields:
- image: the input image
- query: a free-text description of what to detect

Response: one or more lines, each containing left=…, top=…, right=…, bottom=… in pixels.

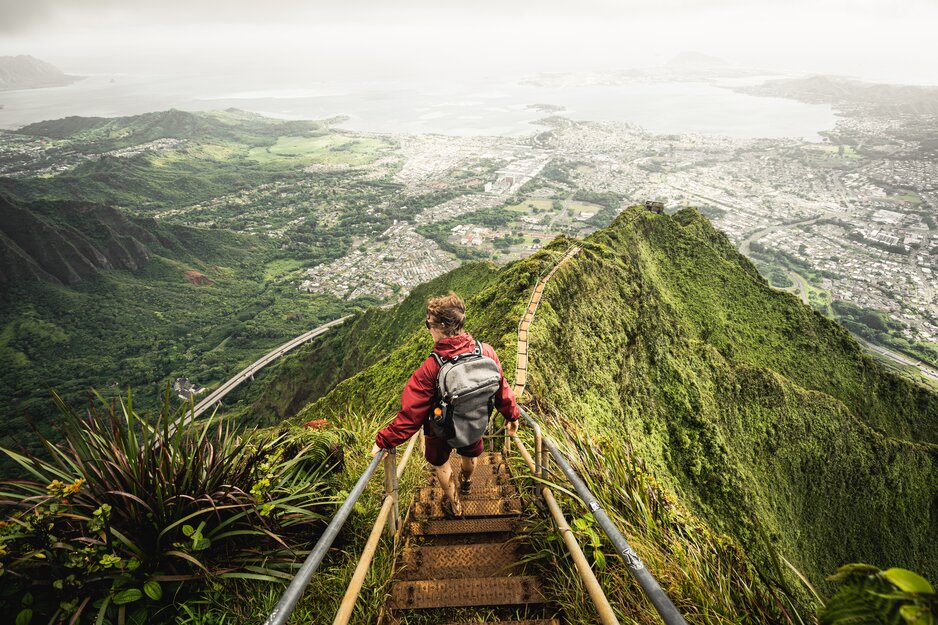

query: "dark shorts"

left=424, top=434, right=484, bottom=467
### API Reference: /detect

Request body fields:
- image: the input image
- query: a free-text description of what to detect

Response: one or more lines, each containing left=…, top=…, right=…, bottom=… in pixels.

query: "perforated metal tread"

left=413, top=497, right=521, bottom=519
left=389, top=576, right=545, bottom=609
left=397, top=542, right=521, bottom=580
left=448, top=452, right=504, bottom=466
left=428, top=471, right=512, bottom=488
left=408, top=517, right=521, bottom=536
left=418, top=484, right=517, bottom=502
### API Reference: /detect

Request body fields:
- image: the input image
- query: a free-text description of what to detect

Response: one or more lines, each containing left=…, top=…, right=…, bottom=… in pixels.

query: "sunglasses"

left=425, top=319, right=432, bottom=329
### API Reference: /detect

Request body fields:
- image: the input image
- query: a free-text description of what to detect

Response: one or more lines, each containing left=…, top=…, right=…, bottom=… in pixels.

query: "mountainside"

left=15, top=108, right=323, bottom=147
left=0, top=55, right=78, bottom=90
left=0, top=193, right=339, bottom=473
left=261, top=207, right=936, bottom=617
left=0, top=195, right=170, bottom=285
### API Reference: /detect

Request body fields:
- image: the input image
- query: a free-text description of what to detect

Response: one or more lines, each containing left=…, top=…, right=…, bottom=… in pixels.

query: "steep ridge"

left=527, top=209, right=937, bottom=585
left=281, top=208, right=937, bottom=610
left=15, top=108, right=322, bottom=146
left=0, top=194, right=240, bottom=285
left=0, top=195, right=158, bottom=285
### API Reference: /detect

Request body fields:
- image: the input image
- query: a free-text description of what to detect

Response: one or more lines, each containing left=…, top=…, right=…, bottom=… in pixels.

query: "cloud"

left=1, top=0, right=936, bottom=84
left=1, top=0, right=918, bottom=33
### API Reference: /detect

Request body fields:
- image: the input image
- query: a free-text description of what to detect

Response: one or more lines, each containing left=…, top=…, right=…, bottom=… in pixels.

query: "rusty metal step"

left=447, top=452, right=503, bottom=466
left=418, top=484, right=517, bottom=502
left=389, top=576, right=545, bottom=609
left=397, top=542, right=521, bottom=580
left=425, top=467, right=511, bottom=487
left=409, top=517, right=521, bottom=536
left=413, top=497, right=521, bottom=519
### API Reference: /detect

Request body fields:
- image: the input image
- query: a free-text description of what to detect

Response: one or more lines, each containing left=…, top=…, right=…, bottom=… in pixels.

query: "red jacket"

left=375, top=333, right=520, bottom=449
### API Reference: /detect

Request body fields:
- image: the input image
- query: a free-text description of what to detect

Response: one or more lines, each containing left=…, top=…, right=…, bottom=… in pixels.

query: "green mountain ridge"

left=251, top=207, right=936, bottom=616
left=15, top=108, right=323, bottom=147
left=0, top=195, right=164, bottom=285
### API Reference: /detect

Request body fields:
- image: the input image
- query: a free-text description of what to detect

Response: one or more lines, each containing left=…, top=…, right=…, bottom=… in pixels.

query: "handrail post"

left=383, top=448, right=398, bottom=537
left=502, top=416, right=511, bottom=457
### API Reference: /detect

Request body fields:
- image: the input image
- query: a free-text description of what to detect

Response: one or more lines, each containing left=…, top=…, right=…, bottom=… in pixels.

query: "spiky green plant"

left=0, top=389, right=342, bottom=625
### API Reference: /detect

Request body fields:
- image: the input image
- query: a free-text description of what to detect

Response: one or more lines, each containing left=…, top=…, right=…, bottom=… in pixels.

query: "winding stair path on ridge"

left=513, top=245, right=582, bottom=399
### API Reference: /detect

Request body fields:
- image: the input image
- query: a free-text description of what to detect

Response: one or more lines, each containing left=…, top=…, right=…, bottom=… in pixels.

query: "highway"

left=169, top=315, right=352, bottom=435
left=787, top=271, right=809, bottom=305
left=854, top=335, right=938, bottom=382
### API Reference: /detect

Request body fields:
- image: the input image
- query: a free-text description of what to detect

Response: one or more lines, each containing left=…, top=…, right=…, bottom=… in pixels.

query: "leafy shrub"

left=820, top=564, right=936, bottom=625
left=0, top=390, right=344, bottom=624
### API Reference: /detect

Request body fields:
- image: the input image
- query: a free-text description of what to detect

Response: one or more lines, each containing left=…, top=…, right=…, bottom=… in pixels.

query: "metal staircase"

left=383, top=451, right=551, bottom=622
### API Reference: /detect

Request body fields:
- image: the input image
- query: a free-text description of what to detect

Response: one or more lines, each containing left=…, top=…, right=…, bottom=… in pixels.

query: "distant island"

left=526, top=103, right=567, bottom=113
left=0, top=55, right=80, bottom=90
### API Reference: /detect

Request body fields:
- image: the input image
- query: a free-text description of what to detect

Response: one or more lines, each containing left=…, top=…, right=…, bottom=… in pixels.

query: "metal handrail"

left=518, top=407, right=689, bottom=625
left=332, top=432, right=419, bottom=625
left=509, top=430, right=620, bottom=625
left=516, top=245, right=579, bottom=337
left=263, top=430, right=419, bottom=625
left=263, top=451, right=385, bottom=625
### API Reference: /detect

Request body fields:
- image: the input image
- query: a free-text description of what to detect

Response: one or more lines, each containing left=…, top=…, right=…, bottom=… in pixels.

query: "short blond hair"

left=427, top=292, right=465, bottom=336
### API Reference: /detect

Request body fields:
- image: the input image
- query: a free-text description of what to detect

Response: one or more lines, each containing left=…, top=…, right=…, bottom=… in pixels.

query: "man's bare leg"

left=461, top=455, right=477, bottom=481
left=434, top=462, right=457, bottom=502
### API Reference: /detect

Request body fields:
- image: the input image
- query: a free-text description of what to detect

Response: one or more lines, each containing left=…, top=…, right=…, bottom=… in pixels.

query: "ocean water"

left=0, top=74, right=837, bottom=140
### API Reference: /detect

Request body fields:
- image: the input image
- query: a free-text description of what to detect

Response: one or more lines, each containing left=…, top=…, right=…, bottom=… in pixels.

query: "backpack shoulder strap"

left=474, top=340, right=483, bottom=356
left=430, top=352, right=446, bottom=367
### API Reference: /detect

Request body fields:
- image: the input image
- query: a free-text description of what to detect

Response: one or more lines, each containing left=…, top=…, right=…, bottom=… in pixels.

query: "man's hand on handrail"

left=370, top=443, right=383, bottom=457
left=507, top=419, right=519, bottom=437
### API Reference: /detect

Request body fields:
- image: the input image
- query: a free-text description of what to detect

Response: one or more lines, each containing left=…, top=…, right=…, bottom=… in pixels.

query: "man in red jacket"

left=371, top=292, right=520, bottom=516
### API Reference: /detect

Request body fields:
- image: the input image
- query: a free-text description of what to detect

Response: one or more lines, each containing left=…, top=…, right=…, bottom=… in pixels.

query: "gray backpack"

left=428, top=341, right=503, bottom=448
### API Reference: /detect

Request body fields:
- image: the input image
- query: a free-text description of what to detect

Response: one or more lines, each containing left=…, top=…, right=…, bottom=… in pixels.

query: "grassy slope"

left=3, top=109, right=393, bottom=211
left=280, top=209, right=936, bottom=620
left=530, top=208, right=937, bottom=586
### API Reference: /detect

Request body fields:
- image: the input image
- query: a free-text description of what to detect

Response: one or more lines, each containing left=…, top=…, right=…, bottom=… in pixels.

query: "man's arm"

left=373, top=359, right=436, bottom=452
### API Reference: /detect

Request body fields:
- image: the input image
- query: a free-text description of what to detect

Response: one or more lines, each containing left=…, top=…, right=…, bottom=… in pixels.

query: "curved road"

left=738, top=215, right=823, bottom=256
left=169, top=315, right=352, bottom=435
left=787, top=271, right=809, bottom=305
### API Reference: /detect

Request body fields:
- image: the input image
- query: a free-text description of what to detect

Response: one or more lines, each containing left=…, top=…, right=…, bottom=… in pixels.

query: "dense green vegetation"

left=0, top=243, right=353, bottom=468
left=0, top=391, right=345, bottom=625
left=819, top=564, right=937, bottom=625
left=262, top=208, right=936, bottom=622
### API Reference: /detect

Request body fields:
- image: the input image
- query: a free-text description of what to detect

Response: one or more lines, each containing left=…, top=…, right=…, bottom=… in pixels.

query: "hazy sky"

left=1, top=0, right=936, bottom=85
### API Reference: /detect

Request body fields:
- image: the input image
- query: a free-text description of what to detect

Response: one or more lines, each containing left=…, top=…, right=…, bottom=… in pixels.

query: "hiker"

left=371, top=292, right=521, bottom=516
